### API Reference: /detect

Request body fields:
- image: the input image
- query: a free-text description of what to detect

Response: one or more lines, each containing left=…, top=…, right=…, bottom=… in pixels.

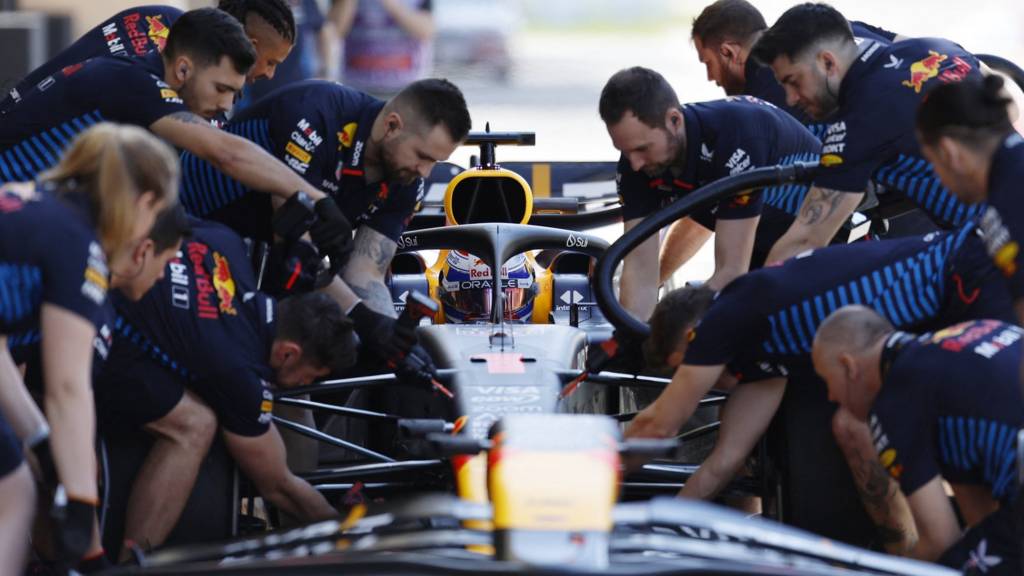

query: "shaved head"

left=812, top=305, right=894, bottom=420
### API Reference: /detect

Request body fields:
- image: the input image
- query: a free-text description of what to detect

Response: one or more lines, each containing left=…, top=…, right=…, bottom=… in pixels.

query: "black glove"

left=28, top=433, right=58, bottom=488
left=349, top=302, right=417, bottom=363
left=393, top=344, right=438, bottom=390
left=272, top=191, right=317, bottom=242
left=52, top=487, right=96, bottom=565
left=309, top=197, right=354, bottom=277
left=264, top=240, right=328, bottom=297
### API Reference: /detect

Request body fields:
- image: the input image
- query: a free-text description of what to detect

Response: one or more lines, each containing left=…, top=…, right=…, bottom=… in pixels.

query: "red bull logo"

left=902, top=51, right=947, bottom=93
left=212, top=252, right=238, bottom=316
left=338, top=123, right=358, bottom=150
left=146, top=15, right=170, bottom=52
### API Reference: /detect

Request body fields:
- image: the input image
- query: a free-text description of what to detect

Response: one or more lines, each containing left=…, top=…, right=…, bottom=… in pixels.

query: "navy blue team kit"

left=0, top=1, right=1021, bottom=568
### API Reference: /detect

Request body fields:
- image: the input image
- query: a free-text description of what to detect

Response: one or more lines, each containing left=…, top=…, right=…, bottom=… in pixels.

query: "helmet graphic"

left=438, top=251, right=536, bottom=323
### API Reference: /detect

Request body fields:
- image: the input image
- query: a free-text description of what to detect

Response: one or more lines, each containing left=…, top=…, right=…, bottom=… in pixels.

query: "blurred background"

left=2, top=0, right=1023, bottom=275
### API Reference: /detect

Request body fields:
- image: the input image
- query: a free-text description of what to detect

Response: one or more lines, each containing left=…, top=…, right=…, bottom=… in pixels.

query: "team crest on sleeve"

left=901, top=51, right=972, bottom=93
left=81, top=241, right=109, bottom=305
left=820, top=122, right=846, bottom=167
left=258, top=386, right=274, bottom=424
left=146, top=15, right=170, bottom=52
left=212, top=252, right=238, bottom=316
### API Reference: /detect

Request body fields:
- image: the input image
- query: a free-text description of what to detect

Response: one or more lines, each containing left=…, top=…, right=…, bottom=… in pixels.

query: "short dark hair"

left=391, top=79, right=472, bottom=143
left=692, top=0, right=767, bottom=47
left=645, top=285, right=716, bottom=371
left=917, top=75, right=1014, bottom=147
left=218, top=0, right=297, bottom=44
left=165, top=7, right=257, bottom=75
left=149, top=205, right=192, bottom=253
left=750, top=3, right=854, bottom=66
left=598, top=67, right=681, bottom=128
left=277, top=292, right=357, bottom=374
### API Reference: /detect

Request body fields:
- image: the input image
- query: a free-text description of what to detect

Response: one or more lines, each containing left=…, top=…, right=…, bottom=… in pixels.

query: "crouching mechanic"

left=628, top=222, right=1014, bottom=547
left=814, top=307, right=1023, bottom=573
left=175, top=78, right=470, bottom=374
left=598, top=66, right=821, bottom=321
left=94, top=217, right=356, bottom=558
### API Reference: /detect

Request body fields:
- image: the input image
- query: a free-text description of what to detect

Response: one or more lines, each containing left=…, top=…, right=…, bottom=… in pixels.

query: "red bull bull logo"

left=212, top=252, right=238, bottom=316
left=902, top=51, right=947, bottom=93
left=146, top=15, right=170, bottom=52
left=338, top=123, right=358, bottom=150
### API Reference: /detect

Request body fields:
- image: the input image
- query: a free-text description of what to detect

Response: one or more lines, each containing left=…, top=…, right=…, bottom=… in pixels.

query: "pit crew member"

left=814, top=307, right=1022, bottom=573
left=750, top=3, right=986, bottom=263
left=691, top=0, right=898, bottom=124
left=96, top=216, right=355, bottom=557
left=916, top=76, right=1024, bottom=326
left=629, top=222, right=1013, bottom=548
left=1, top=0, right=296, bottom=113
left=0, top=124, right=178, bottom=571
left=177, top=78, right=470, bottom=367
left=0, top=8, right=353, bottom=276
left=598, top=66, right=821, bottom=320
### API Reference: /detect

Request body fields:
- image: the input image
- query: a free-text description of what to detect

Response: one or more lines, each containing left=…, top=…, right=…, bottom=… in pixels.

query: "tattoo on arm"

left=346, top=229, right=399, bottom=317
left=166, top=111, right=209, bottom=126
left=852, top=452, right=907, bottom=545
left=352, top=233, right=397, bottom=276
left=799, top=188, right=845, bottom=225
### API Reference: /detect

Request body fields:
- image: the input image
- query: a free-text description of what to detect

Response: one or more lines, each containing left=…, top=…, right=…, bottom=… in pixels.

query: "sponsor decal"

left=352, top=140, right=364, bottom=166
left=212, top=252, right=238, bottom=316
left=93, top=323, right=112, bottom=361
left=62, top=63, right=84, bottom=77
left=285, top=141, right=312, bottom=164
left=728, top=193, right=752, bottom=208
left=397, top=235, right=418, bottom=249
left=0, top=193, right=24, bottom=213
left=338, top=122, right=357, bottom=149
left=883, top=55, right=903, bottom=69
left=160, top=88, right=182, bottom=104
left=101, top=21, right=126, bottom=55
left=258, top=387, right=274, bottom=424
left=902, top=51, right=946, bottom=93
left=168, top=255, right=190, bottom=309
left=566, top=234, right=589, bottom=249
left=187, top=242, right=219, bottom=320
left=145, top=15, right=170, bottom=52
left=939, top=56, right=972, bottom=84
left=81, top=242, right=109, bottom=305
left=291, top=119, right=323, bottom=153
left=687, top=328, right=697, bottom=342
left=725, top=148, right=751, bottom=175
left=821, top=154, right=844, bottom=167
left=821, top=121, right=847, bottom=158
left=700, top=143, right=713, bottom=163
left=979, top=207, right=1017, bottom=277
left=869, top=414, right=902, bottom=479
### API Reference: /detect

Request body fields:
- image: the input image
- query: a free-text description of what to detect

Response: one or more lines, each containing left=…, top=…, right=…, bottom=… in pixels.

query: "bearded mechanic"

left=813, top=307, right=1023, bottom=573
left=1, top=0, right=297, bottom=114
left=628, top=222, right=1014, bottom=548
left=0, top=8, right=353, bottom=273
left=598, top=67, right=821, bottom=321
left=177, top=78, right=471, bottom=373
left=748, top=3, right=988, bottom=264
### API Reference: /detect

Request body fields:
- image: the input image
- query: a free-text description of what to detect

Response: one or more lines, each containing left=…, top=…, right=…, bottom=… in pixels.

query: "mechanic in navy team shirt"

left=749, top=4, right=991, bottom=263
left=96, top=216, right=356, bottom=560
left=178, top=78, right=471, bottom=369
left=691, top=0, right=898, bottom=126
left=0, top=124, right=178, bottom=572
left=1, top=1, right=296, bottom=114
left=814, top=307, right=1023, bottom=574
left=915, top=76, right=1024, bottom=328
left=598, top=66, right=821, bottom=320
left=626, top=222, right=1014, bottom=548
left=0, top=8, right=354, bottom=277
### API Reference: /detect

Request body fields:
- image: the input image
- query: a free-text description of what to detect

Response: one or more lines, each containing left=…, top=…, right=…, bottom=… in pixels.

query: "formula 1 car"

left=99, top=134, right=955, bottom=576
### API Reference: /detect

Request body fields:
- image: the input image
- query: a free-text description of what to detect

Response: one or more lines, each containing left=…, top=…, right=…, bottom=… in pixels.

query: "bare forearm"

left=766, top=188, right=860, bottom=264
left=268, top=473, right=338, bottom=522
left=219, top=135, right=326, bottom=202
left=44, top=381, right=97, bottom=500
left=658, top=218, right=711, bottom=286
left=0, top=345, right=46, bottom=440
left=341, top=229, right=398, bottom=317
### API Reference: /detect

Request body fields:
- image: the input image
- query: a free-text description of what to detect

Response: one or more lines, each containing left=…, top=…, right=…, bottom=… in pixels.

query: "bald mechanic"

left=813, top=306, right=1022, bottom=573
